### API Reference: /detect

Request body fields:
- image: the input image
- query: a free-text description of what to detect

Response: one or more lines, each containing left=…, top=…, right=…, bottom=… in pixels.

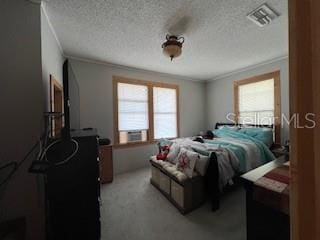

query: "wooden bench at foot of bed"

left=150, top=159, right=205, bottom=214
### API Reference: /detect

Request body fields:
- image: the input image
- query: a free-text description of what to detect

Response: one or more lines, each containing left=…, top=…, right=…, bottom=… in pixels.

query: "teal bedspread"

left=157, top=128, right=275, bottom=174
left=203, top=128, right=275, bottom=172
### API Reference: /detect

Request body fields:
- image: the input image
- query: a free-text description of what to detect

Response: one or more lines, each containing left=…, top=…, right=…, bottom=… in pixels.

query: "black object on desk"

left=241, top=157, right=290, bottom=240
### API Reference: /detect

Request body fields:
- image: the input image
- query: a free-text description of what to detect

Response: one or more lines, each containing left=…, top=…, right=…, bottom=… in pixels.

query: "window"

left=117, top=83, right=149, bottom=144
left=113, top=76, right=179, bottom=146
left=234, top=71, right=281, bottom=143
left=153, top=87, right=177, bottom=139
left=238, top=79, right=274, bottom=124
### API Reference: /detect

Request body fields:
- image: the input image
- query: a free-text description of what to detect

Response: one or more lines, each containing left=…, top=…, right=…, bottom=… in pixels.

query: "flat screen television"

left=28, top=60, right=81, bottom=172
left=62, top=59, right=80, bottom=139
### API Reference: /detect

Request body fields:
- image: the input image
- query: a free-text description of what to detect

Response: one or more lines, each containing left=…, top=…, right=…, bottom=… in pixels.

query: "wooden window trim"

left=50, top=75, right=64, bottom=138
left=113, top=76, right=180, bottom=148
left=233, top=70, right=281, bottom=144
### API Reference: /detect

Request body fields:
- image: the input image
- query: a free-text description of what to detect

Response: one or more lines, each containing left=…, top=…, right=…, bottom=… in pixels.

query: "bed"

left=155, top=122, right=276, bottom=212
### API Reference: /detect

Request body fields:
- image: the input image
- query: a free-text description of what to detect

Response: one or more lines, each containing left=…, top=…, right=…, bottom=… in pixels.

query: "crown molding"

left=66, top=54, right=288, bottom=83
left=40, top=3, right=64, bottom=55
left=64, top=55, right=205, bottom=82
left=207, top=55, right=288, bottom=82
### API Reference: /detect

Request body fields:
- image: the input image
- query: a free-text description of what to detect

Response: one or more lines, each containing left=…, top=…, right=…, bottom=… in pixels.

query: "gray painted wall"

left=41, top=7, right=64, bottom=111
left=206, top=57, right=289, bottom=144
left=0, top=0, right=44, bottom=239
left=68, top=64, right=81, bottom=129
left=69, top=59, right=207, bottom=174
left=0, top=2, right=65, bottom=239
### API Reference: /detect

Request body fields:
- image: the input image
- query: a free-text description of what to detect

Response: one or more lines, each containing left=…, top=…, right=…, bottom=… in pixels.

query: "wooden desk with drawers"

left=241, top=157, right=290, bottom=240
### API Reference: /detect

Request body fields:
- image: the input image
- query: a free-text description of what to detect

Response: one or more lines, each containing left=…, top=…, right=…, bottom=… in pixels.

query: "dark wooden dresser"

left=46, top=130, right=101, bottom=240
left=99, top=144, right=113, bottom=184
left=241, top=157, right=290, bottom=240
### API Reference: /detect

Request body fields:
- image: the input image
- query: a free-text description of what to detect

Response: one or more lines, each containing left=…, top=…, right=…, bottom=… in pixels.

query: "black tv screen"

left=62, top=60, right=80, bottom=138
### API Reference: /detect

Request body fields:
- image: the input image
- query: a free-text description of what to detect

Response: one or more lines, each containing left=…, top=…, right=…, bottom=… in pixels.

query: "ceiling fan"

left=162, top=8, right=196, bottom=61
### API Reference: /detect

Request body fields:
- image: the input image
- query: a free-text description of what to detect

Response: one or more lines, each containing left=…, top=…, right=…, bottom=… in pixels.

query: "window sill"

left=113, top=141, right=156, bottom=149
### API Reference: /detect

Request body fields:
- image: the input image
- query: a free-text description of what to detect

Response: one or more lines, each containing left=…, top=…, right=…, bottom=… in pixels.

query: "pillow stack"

left=176, top=148, right=199, bottom=178
left=166, top=143, right=180, bottom=163
left=165, top=144, right=210, bottom=178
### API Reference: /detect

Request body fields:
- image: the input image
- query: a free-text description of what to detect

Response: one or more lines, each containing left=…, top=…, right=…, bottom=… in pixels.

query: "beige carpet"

left=100, top=167, right=246, bottom=240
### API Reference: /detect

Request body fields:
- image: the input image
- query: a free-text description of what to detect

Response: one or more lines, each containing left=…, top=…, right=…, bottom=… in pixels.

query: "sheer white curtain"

left=153, top=87, right=177, bottom=139
left=117, top=83, right=149, bottom=131
left=238, top=79, right=274, bottom=125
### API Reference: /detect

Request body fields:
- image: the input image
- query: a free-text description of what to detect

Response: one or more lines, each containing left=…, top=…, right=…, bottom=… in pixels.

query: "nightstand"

left=271, top=146, right=289, bottom=158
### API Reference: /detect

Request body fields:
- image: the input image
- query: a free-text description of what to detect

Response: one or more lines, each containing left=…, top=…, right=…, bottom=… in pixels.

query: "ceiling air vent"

left=247, top=3, right=279, bottom=27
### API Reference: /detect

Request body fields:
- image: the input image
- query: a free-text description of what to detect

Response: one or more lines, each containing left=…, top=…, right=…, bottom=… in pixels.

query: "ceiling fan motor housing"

left=162, top=35, right=184, bottom=61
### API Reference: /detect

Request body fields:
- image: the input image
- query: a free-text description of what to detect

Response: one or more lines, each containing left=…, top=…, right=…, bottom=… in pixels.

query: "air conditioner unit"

left=127, top=131, right=143, bottom=142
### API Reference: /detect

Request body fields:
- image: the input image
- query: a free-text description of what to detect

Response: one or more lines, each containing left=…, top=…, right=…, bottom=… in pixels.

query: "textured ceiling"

left=44, top=0, right=288, bottom=80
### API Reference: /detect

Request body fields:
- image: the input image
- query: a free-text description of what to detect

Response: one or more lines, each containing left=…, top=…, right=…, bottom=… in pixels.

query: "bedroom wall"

left=41, top=5, right=65, bottom=111
left=206, top=57, right=289, bottom=144
left=68, top=58, right=207, bottom=174
left=0, top=0, right=45, bottom=239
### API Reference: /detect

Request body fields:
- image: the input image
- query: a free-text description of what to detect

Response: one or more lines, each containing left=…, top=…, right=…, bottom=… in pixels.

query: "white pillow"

left=195, top=154, right=209, bottom=176
left=167, top=143, right=180, bottom=163
left=176, top=148, right=199, bottom=178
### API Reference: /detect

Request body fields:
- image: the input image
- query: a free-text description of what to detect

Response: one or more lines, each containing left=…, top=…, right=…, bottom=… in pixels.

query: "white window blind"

left=118, top=83, right=149, bottom=131
left=238, top=79, right=274, bottom=125
left=153, top=87, right=177, bottom=139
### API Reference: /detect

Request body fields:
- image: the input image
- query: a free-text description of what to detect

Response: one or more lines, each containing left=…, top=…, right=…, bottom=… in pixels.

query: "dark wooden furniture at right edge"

left=241, top=157, right=290, bottom=240
left=99, top=144, right=113, bottom=183
left=289, top=1, right=320, bottom=238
